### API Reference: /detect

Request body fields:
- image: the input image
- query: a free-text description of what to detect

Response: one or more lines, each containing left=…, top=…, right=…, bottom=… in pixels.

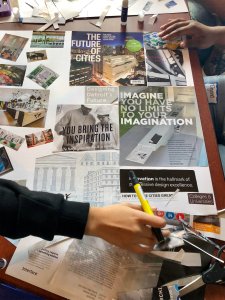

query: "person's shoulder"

left=89, top=113, right=96, bottom=120
left=71, top=107, right=83, bottom=114
left=64, top=108, right=79, bottom=116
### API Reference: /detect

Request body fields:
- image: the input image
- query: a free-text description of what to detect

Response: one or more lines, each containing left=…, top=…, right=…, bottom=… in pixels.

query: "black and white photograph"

left=54, top=104, right=119, bottom=152
left=145, top=49, right=187, bottom=86
left=33, top=151, right=120, bottom=205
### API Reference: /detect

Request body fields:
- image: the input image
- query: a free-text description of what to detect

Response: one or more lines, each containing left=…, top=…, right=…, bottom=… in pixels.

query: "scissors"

left=163, top=244, right=225, bottom=298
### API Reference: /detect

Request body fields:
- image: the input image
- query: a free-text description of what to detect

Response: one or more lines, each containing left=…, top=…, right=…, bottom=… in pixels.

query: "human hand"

left=85, top=203, right=168, bottom=254
left=158, top=19, right=216, bottom=49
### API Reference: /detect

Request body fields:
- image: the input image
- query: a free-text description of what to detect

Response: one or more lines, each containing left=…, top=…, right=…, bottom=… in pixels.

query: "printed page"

left=53, top=104, right=119, bottom=152
left=6, top=236, right=73, bottom=294
left=145, top=48, right=194, bottom=87
left=120, top=168, right=216, bottom=215
left=69, top=31, right=146, bottom=87
left=119, top=86, right=203, bottom=167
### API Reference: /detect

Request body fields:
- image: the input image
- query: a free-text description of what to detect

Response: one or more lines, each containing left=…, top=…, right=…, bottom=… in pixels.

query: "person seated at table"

left=188, top=0, right=225, bottom=23
left=0, top=178, right=166, bottom=254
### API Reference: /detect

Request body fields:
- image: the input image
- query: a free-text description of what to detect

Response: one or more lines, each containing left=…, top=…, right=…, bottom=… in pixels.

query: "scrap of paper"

left=90, top=4, right=111, bottom=28
left=26, top=50, right=47, bottom=62
left=0, top=64, right=26, bottom=86
left=165, top=0, right=178, bottom=9
left=151, top=249, right=201, bottom=266
left=144, top=32, right=181, bottom=50
left=0, top=34, right=28, bottom=61
left=27, top=64, right=59, bottom=89
left=148, top=14, right=157, bottom=25
left=0, top=128, right=24, bottom=150
left=25, top=129, right=53, bottom=148
left=30, top=31, right=65, bottom=48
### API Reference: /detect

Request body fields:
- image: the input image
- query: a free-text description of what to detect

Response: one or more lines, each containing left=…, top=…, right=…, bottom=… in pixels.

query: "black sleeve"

left=0, top=178, right=90, bottom=240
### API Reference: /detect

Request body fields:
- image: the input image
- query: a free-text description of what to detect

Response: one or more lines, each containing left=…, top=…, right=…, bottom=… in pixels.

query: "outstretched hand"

left=159, top=19, right=216, bottom=49
left=85, top=203, right=168, bottom=254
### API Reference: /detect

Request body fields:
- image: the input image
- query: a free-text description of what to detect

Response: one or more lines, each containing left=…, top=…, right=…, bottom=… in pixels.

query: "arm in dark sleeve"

left=0, top=179, right=90, bottom=240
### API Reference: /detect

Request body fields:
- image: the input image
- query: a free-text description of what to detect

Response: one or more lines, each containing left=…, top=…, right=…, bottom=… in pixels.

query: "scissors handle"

left=202, top=245, right=225, bottom=284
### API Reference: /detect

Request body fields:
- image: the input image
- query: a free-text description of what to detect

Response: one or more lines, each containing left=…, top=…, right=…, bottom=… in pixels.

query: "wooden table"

left=0, top=12, right=225, bottom=300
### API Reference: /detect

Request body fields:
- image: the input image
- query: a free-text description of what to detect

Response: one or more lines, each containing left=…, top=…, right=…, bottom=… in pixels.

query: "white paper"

left=6, top=236, right=73, bottom=293
left=17, top=0, right=188, bottom=24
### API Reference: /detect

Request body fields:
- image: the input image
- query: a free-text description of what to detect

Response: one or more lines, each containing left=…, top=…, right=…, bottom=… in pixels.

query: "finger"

left=135, top=236, right=155, bottom=247
left=123, top=202, right=158, bottom=213
left=140, top=227, right=170, bottom=242
left=161, top=229, right=171, bottom=237
left=159, top=21, right=191, bottom=40
left=130, top=244, right=152, bottom=254
left=139, top=213, right=166, bottom=228
left=179, top=40, right=186, bottom=48
left=141, top=224, right=157, bottom=238
left=160, top=18, right=188, bottom=30
left=121, top=202, right=143, bottom=211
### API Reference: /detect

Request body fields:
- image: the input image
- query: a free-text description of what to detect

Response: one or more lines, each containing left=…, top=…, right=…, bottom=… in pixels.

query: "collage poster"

left=0, top=28, right=220, bottom=300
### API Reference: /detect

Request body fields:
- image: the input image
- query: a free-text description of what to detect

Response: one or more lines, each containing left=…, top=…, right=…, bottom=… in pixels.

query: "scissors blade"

left=183, top=238, right=224, bottom=264
left=163, top=275, right=200, bottom=288
left=179, top=275, right=205, bottom=297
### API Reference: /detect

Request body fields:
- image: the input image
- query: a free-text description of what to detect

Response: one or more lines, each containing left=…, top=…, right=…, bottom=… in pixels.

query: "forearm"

left=0, top=179, right=90, bottom=240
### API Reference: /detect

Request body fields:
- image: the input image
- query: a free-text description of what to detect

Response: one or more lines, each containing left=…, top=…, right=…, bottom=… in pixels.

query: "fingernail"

left=158, top=31, right=163, bottom=36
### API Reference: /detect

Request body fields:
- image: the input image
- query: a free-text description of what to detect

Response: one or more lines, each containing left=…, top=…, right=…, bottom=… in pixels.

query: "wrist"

left=211, top=26, right=225, bottom=46
left=84, top=207, right=103, bottom=237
